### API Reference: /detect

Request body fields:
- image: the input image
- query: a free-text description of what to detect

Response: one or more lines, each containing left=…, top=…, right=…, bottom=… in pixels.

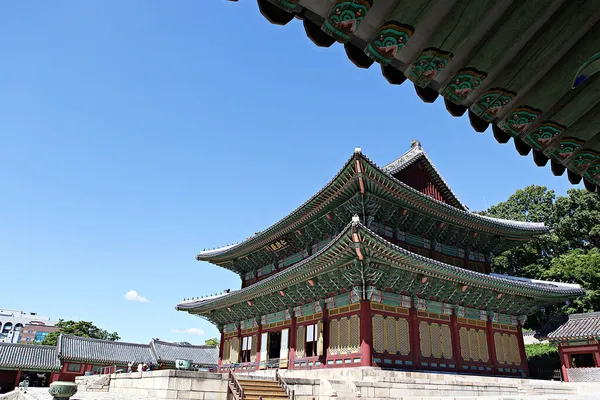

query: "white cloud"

left=124, top=290, right=149, bottom=303
left=171, top=328, right=205, bottom=336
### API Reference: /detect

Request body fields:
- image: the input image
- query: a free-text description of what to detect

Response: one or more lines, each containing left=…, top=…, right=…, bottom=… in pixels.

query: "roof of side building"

left=57, top=334, right=156, bottom=365
left=547, top=312, right=600, bottom=341
left=0, top=343, right=60, bottom=371
left=150, top=340, right=218, bottom=366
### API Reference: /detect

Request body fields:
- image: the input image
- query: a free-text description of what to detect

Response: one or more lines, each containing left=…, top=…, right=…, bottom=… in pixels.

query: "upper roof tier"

left=227, top=0, right=600, bottom=192
left=197, top=144, right=549, bottom=265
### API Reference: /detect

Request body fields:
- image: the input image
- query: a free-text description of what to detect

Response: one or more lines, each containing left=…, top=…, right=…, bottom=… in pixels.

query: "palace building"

left=177, top=142, right=584, bottom=377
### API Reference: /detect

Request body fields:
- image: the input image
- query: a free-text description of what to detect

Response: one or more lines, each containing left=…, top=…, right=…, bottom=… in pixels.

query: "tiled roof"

left=383, top=141, right=467, bottom=211
left=0, top=343, right=60, bottom=371
left=179, top=220, right=583, bottom=315
left=547, top=312, right=600, bottom=341
left=150, top=340, right=218, bottom=366
left=196, top=148, right=549, bottom=262
left=58, top=335, right=156, bottom=365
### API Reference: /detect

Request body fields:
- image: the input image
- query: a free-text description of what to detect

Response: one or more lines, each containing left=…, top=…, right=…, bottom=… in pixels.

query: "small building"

left=0, top=343, right=60, bottom=393
left=0, top=334, right=218, bottom=391
left=548, top=312, right=600, bottom=382
left=19, top=323, right=59, bottom=344
left=56, top=334, right=157, bottom=381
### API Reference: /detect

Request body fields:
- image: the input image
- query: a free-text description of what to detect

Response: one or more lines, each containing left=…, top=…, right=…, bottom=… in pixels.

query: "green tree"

left=204, top=337, right=219, bottom=347
left=480, top=186, right=599, bottom=330
left=479, top=185, right=557, bottom=278
left=543, top=248, right=600, bottom=314
left=553, top=189, right=600, bottom=251
left=41, top=320, right=120, bottom=346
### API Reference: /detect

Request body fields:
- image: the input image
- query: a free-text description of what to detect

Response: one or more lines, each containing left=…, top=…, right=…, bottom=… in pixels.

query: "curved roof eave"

left=195, top=150, right=550, bottom=263
left=180, top=221, right=581, bottom=313
left=229, top=1, right=600, bottom=192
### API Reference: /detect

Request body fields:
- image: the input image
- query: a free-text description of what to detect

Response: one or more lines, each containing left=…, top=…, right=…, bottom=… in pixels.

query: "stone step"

left=238, top=379, right=281, bottom=386
left=244, top=389, right=288, bottom=396
left=245, top=397, right=289, bottom=400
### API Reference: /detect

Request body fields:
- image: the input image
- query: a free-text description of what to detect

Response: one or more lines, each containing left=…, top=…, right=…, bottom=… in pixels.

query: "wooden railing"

left=228, top=370, right=244, bottom=400
left=276, top=369, right=295, bottom=400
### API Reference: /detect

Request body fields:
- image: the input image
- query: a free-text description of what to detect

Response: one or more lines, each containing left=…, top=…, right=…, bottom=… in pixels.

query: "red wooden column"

left=320, top=308, right=329, bottom=367
left=516, top=323, right=529, bottom=377
left=255, top=324, right=263, bottom=365
left=450, top=314, right=463, bottom=372
left=485, top=318, right=499, bottom=375
left=217, top=330, right=225, bottom=368
left=235, top=325, right=242, bottom=369
left=14, top=370, right=22, bottom=389
left=289, top=314, right=297, bottom=370
left=593, top=343, right=600, bottom=367
left=409, top=307, right=421, bottom=369
left=560, top=345, right=570, bottom=382
left=359, top=300, right=373, bottom=367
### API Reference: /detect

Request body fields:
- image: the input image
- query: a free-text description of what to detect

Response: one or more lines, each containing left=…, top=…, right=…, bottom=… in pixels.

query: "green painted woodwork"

left=471, top=89, right=516, bottom=122
left=365, top=21, right=414, bottom=64
left=443, top=0, right=551, bottom=104
left=443, top=68, right=487, bottom=103
left=406, top=0, right=495, bottom=87
left=570, top=151, right=600, bottom=173
left=322, top=0, right=372, bottom=43
left=523, top=122, right=567, bottom=150
left=181, top=221, right=577, bottom=325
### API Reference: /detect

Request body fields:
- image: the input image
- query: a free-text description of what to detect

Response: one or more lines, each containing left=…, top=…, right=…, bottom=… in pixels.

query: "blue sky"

left=0, top=1, right=580, bottom=345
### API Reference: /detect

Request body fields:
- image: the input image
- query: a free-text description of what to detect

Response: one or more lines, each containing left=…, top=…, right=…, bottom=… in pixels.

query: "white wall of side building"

left=0, top=308, right=57, bottom=343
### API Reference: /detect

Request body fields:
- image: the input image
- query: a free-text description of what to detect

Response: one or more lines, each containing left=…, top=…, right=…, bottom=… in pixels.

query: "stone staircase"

left=236, top=378, right=289, bottom=400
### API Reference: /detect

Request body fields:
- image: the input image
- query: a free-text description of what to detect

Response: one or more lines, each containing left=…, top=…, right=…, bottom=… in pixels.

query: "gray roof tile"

left=548, top=312, right=600, bottom=340
left=58, top=335, right=155, bottom=365
left=0, top=343, right=60, bottom=371
left=150, top=340, right=218, bottom=366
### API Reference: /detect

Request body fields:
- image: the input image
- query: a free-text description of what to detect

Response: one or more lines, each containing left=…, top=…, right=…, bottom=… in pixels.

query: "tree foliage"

left=204, top=337, right=219, bottom=347
left=525, top=343, right=558, bottom=358
left=481, top=186, right=600, bottom=329
left=41, top=320, right=120, bottom=346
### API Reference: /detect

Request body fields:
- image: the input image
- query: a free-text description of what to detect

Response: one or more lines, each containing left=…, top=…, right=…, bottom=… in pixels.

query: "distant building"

left=0, top=334, right=218, bottom=392
left=0, top=309, right=57, bottom=344
left=19, top=324, right=59, bottom=344
left=547, top=312, right=600, bottom=382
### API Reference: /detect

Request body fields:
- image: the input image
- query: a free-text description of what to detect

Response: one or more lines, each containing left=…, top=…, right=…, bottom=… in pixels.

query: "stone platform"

left=1, top=368, right=599, bottom=400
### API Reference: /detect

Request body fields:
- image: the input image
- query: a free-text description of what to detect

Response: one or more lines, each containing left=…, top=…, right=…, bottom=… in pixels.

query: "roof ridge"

left=382, top=141, right=467, bottom=210
left=570, top=311, right=600, bottom=319
left=0, top=342, right=56, bottom=350
left=60, top=334, right=151, bottom=348
left=152, top=339, right=215, bottom=348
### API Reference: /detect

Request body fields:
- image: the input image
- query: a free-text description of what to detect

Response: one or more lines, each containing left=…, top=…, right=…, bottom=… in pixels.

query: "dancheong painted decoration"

left=222, top=0, right=600, bottom=193
left=177, top=141, right=584, bottom=377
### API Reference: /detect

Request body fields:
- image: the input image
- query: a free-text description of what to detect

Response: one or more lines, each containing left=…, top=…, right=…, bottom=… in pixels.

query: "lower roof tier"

left=177, top=219, right=583, bottom=326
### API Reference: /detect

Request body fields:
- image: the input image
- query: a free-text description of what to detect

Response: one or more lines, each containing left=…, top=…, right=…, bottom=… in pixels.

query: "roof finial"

left=354, top=146, right=362, bottom=154
left=352, top=215, right=360, bottom=223
left=411, top=139, right=422, bottom=150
